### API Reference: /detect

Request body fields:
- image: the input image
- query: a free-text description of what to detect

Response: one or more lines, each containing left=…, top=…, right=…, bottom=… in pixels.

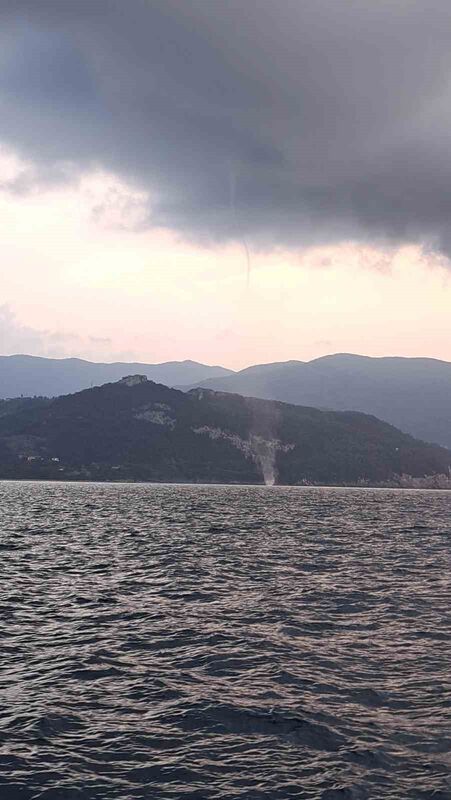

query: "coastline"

left=1, top=476, right=451, bottom=490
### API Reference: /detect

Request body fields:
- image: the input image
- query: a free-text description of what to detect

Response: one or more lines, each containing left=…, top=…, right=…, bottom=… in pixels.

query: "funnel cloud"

left=2, top=1, right=451, bottom=254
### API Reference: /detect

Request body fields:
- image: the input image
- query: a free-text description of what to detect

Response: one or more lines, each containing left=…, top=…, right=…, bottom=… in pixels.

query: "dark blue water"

left=0, top=482, right=450, bottom=799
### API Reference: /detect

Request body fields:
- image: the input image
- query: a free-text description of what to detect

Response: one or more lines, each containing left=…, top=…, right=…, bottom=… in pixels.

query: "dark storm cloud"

left=2, top=0, right=451, bottom=252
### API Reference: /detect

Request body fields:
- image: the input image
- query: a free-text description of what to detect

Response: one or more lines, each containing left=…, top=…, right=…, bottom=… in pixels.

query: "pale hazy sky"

left=3, top=1, right=451, bottom=369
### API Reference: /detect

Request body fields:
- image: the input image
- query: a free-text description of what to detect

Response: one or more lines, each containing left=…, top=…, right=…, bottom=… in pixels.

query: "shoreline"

left=1, top=476, right=451, bottom=491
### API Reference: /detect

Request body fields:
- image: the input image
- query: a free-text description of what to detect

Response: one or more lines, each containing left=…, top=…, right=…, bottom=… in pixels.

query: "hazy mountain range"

left=0, top=375, right=449, bottom=486
left=184, top=354, right=451, bottom=449
left=2, top=352, right=451, bottom=449
left=0, top=355, right=232, bottom=398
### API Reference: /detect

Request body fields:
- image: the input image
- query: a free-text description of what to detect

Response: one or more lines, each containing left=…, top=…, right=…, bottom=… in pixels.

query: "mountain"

left=0, top=354, right=233, bottom=398
left=5, top=352, right=451, bottom=451
left=182, top=354, right=451, bottom=448
left=0, top=375, right=449, bottom=486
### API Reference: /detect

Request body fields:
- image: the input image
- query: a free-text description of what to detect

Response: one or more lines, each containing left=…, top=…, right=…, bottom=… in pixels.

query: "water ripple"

left=0, top=482, right=450, bottom=798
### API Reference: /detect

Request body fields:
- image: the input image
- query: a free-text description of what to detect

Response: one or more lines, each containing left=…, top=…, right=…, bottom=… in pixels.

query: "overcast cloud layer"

left=2, top=0, right=451, bottom=253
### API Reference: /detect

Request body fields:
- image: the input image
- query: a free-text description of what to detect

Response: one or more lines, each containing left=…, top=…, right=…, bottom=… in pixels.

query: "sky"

left=2, top=0, right=451, bottom=369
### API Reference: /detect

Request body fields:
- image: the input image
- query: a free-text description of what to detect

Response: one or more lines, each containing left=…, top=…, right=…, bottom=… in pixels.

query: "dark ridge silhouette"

left=0, top=376, right=449, bottom=486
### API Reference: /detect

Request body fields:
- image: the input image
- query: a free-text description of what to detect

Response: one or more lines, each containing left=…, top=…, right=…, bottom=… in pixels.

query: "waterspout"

left=251, top=436, right=277, bottom=486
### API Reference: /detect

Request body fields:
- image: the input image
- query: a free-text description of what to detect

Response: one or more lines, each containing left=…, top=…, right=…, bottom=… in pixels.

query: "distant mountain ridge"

left=183, top=353, right=451, bottom=448
left=0, top=375, right=449, bottom=486
left=3, top=352, right=451, bottom=450
left=0, top=354, right=233, bottom=398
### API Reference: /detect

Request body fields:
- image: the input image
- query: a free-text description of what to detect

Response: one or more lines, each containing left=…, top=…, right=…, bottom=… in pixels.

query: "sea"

left=0, top=481, right=450, bottom=800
